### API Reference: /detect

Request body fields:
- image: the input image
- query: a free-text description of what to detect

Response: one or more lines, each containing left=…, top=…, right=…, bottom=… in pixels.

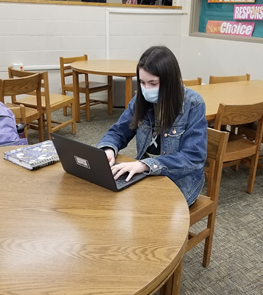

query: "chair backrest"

left=8, top=66, right=33, bottom=79
left=214, top=102, right=263, bottom=129
left=214, top=102, right=263, bottom=150
left=0, top=72, right=41, bottom=106
left=8, top=67, right=50, bottom=111
left=60, top=54, right=88, bottom=89
left=209, top=74, right=250, bottom=84
left=183, top=77, right=202, bottom=86
left=206, top=127, right=229, bottom=201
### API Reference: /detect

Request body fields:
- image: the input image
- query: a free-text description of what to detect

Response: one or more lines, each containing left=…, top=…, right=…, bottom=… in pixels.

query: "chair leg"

left=202, top=213, right=215, bottom=267
left=63, top=106, right=68, bottom=116
left=38, top=114, right=44, bottom=142
left=71, top=100, right=76, bottom=135
left=62, top=90, right=68, bottom=116
left=247, top=153, right=260, bottom=194
left=24, top=125, right=28, bottom=139
left=86, top=88, right=91, bottom=122
left=232, top=161, right=240, bottom=171
left=45, top=112, right=53, bottom=140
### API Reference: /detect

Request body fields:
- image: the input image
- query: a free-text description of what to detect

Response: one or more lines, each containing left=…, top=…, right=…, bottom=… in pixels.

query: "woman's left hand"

left=111, top=161, right=150, bottom=181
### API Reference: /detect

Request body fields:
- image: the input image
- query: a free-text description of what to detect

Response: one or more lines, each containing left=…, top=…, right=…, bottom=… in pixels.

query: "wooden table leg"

left=72, top=69, right=80, bottom=122
left=108, top=76, right=113, bottom=115
left=160, top=259, right=183, bottom=295
left=125, top=76, right=133, bottom=109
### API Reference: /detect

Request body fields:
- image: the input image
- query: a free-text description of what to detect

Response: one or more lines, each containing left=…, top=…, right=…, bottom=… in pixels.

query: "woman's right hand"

left=104, top=148, right=115, bottom=167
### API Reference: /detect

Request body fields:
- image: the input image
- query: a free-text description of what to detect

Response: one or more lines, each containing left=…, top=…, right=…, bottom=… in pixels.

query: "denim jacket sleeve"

left=97, top=97, right=137, bottom=155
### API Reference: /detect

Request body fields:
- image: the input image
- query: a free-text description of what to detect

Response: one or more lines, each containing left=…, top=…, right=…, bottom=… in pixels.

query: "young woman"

left=97, top=46, right=207, bottom=206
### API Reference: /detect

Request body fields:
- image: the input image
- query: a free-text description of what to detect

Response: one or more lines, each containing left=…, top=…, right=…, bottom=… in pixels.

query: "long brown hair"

left=131, top=46, right=184, bottom=133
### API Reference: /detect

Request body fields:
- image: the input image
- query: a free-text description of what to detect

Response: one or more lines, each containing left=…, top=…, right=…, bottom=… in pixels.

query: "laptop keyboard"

left=115, top=172, right=146, bottom=189
left=115, top=173, right=129, bottom=186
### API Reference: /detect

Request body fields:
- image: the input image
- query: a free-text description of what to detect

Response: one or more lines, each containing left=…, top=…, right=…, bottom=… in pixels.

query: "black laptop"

left=50, top=133, right=147, bottom=191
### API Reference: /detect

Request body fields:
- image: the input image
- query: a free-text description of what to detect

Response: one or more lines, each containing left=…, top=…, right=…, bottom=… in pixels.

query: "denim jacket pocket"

left=164, top=126, right=185, bottom=153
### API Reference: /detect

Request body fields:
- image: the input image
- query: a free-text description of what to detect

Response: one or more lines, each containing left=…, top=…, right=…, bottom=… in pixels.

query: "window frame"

left=0, top=0, right=182, bottom=10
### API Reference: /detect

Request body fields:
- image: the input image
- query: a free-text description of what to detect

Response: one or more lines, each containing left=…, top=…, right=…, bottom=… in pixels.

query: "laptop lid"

left=50, top=133, right=147, bottom=192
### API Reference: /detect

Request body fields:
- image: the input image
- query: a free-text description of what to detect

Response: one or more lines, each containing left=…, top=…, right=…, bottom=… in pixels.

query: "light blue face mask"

left=141, top=85, right=159, bottom=104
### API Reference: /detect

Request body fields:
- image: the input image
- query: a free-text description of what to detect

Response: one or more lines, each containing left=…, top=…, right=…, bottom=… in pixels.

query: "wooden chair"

left=8, top=67, right=76, bottom=140
left=209, top=73, right=262, bottom=169
left=60, top=55, right=112, bottom=121
left=209, top=74, right=250, bottom=84
left=0, top=73, right=44, bottom=142
left=183, top=77, right=202, bottom=86
left=161, top=128, right=229, bottom=295
left=187, top=128, right=229, bottom=266
left=214, top=102, right=263, bottom=194
left=5, top=103, right=28, bottom=140
left=238, top=122, right=263, bottom=170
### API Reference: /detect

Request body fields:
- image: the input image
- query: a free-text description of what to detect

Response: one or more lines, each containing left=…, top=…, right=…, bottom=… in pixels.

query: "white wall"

left=0, top=2, right=183, bottom=75
left=107, top=8, right=182, bottom=59
left=0, top=2, right=183, bottom=103
left=1, top=0, right=261, bottom=88
left=179, top=0, right=263, bottom=84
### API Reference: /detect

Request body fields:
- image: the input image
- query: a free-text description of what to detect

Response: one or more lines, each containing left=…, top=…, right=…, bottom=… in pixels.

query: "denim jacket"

left=97, top=87, right=207, bottom=206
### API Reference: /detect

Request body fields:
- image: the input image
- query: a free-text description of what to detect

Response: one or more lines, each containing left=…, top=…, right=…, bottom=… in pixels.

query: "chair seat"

left=5, top=103, right=40, bottom=122
left=189, top=195, right=214, bottom=226
left=224, top=133, right=257, bottom=162
left=14, top=94, right=73, bottom=110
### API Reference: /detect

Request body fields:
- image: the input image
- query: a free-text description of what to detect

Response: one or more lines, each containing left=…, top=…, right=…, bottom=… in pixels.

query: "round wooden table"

left=0, top=147, right=189, bottom=295
left=188, top=80, right=263, bottom=121
left=71, top=60, right=137, bottom=122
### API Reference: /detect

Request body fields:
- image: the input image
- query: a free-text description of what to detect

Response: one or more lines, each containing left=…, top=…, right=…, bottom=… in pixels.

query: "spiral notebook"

left=4, top=140, right=59, bottom=170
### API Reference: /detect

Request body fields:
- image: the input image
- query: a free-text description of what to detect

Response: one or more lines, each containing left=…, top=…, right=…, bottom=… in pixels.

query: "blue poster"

left=199, top=0, right=263, bottom=37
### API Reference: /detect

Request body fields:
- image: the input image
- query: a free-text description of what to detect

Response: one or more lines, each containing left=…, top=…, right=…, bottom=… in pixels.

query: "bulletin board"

left=199, top=0, right=263, bottom=38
